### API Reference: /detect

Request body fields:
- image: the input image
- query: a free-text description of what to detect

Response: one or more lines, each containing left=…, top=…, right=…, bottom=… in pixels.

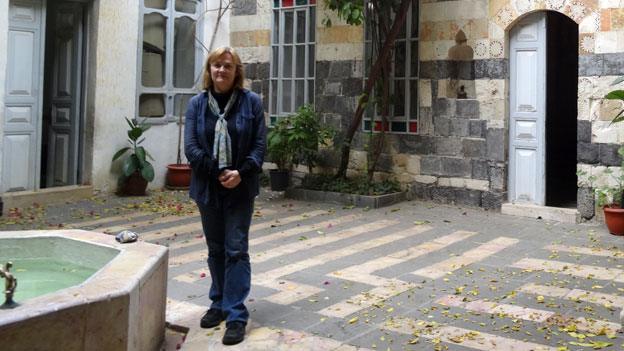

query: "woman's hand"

left=218, top=169, right=241, bottom=189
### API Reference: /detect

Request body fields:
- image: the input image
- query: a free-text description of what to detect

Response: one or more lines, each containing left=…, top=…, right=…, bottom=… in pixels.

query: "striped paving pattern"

left=62, top=199, right=623, bottom=350
left=435, top=294, right=621, bottom=334
left=383, top=317, right=558, bottom=351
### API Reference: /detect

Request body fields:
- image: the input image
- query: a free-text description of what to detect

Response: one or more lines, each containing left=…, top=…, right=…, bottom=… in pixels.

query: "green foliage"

left=322, top=0, right=364, bottom=27
left=597, top=77, right=624, bottom=207
left=112, top=117, right=155, bottom=183
left=576, top=169, right=596, bottom=188
left=301, top=173, right=401, bottom=196
left=267, top=117, right=295, bottom=171
left=267, top=105, right=334, bottom=172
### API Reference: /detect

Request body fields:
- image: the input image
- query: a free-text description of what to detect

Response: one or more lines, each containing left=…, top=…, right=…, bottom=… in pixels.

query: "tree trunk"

left=335, top=0, right=412, bottom=179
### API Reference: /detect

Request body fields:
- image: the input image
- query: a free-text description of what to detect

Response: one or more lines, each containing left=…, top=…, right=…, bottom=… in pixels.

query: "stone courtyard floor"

left=1, top=188, right=623, bottom=350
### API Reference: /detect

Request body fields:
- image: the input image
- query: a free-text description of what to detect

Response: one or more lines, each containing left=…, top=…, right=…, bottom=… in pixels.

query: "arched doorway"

left=508, top=11, right=578, bottom=207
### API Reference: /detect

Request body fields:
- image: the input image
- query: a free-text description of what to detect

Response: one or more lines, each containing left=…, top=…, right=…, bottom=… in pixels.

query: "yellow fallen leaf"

left=348, top=317, right=359, bottom=324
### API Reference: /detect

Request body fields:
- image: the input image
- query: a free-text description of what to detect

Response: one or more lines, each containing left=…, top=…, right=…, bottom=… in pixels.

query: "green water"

left=9, top=258, right=97, bottom=301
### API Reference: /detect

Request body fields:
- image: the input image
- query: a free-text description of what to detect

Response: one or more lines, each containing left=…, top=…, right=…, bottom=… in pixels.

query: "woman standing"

left=184, top=47, right=266, bottom=345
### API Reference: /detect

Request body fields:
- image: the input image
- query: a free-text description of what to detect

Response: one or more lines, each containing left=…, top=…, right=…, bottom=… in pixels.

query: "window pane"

left=271, top=80, right=278, bottom=113
left=410, top=80, right=418, bottom=119
left=392, top=121, right=406, bottom=132
left=145, top=0, right=166, bottom=10
left=397, top=13, right=406, bottom=39
left=273, top=10, right=279, bottom=43
left=272, top=46, right=279, bottom=77
left=411, top=3, right=419, bottom=37
left=176, top=0, right=196, bottom=13
left=274, top=0, right=279, bottom=7
left=309, top=7, right=315, bottom=42
left=296, top=0, right=307, bottom=5
left=363, top=120, right=371, bottom=131
left=282, top=80, right=292, bottom=113
left=411, top=40, right=419, bottom=77
left=174, top=16, right=196, bottom=88
left=284, top=11, right=293, bottom=43
left=296, top=45, right=305, bottom=77
left=394, top=80, right=405, bottom=117
left=394, top=41, right=405, bottom=77
left=139, top=94, right=166, bottom=117
left=296, top=10, right=306, bottom=43
left=174, top=94, right=194, bottom=116
left=283, top=46, right=292, bottom=78
left=308, top=44, right=315, bottom=77
left=308, top=80, right=314, bottom=105
left=142, top=13, right=166, bottom=87
left=295, top=80, right=305, bottom=108
left=283, top=0, right=293, bottom=6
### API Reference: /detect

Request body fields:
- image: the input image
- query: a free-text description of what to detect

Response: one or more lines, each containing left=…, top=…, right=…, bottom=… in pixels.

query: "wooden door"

left=509, top=13, right=547, bottom=204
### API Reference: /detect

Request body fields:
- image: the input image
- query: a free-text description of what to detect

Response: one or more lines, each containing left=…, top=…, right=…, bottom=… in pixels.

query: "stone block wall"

left=231, top=0, right=271, bottom=109
left=230, top=0, right=624, bottom=212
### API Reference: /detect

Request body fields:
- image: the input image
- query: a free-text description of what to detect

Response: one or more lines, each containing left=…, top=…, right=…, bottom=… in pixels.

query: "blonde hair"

left=202, top=47, right=245, bottom=91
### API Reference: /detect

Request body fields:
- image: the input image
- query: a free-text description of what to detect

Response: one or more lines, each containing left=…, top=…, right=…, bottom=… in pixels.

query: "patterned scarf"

left=208, top=89, right=239, bottom=170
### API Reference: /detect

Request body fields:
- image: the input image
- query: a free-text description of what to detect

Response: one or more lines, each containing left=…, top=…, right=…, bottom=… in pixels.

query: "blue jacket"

left=184, top=89, right=266, bottom=205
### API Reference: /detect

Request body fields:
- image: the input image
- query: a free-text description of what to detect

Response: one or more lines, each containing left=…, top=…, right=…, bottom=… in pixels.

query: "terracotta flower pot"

left=603, top=205, right=624, bottom=236
left=166, top=163, right=191, bottom=190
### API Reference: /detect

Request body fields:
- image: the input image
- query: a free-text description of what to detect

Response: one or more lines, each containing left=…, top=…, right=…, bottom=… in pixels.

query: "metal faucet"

left=0, top=262, right=18, bottom=308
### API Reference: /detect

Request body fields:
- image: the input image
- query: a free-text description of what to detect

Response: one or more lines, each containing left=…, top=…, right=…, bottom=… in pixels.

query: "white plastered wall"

left=0, top=0, right=9, bottom=190
left=90, top=0, right=141, bottom=192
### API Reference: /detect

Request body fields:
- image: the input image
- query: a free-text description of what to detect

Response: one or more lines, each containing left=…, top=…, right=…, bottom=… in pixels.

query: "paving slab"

left=1, top=188, right=623, bottom=350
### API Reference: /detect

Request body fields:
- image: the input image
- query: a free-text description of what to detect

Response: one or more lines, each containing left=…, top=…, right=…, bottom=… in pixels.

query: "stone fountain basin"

left=0, top=230, right=168, bottom=351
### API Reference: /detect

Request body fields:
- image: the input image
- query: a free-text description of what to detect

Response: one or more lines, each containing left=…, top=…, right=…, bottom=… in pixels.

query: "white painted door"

left=509, top=13, right=546, bottom=205
left=45, top=1, right=83, bottom=187
left=3, top=0, right=45, bottom=192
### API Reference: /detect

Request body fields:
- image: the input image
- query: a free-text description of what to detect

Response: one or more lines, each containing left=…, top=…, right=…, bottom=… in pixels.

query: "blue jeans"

left=196, top=194, right=254, bottom=324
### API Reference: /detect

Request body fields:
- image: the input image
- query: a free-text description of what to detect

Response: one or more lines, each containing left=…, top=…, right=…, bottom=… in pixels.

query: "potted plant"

left=267, top=105, right=333, bottom=191
left=599, top=77, right=624, bottom=234
left=267, top=117, right=295, bottom=191
left=112, top=117, right=155, bottom=196
left=166, top=107, right=191, bottom=189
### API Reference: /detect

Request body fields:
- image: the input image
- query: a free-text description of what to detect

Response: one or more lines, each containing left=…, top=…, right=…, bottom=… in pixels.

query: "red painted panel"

left=409, top=122, right=418, bottom=133
left=282, top=0, right=293, bottom=7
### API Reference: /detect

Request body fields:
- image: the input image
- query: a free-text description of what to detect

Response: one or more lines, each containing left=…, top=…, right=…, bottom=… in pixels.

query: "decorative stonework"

left=494, top=5, right=516, bottom=28
left=580, top=33, right=595, bottom=54
left=488, top=40, right=504, bottom=58
left=545, top=0, right=567, bottom=11
left=564, top=1, right=588, bottom=22
left=579, top=11, right=600, bottom=33
left=474, top=40, right=489, bottom=58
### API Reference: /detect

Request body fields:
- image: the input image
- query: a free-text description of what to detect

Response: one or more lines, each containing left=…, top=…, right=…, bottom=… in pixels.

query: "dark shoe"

left=200, top=308, right=223, bottom=328
left=222, top=321, right=246, bottom=345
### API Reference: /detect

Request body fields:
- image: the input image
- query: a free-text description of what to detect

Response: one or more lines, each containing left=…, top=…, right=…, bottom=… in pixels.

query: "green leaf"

left=122, top=155, right=139, bottom=177
left=604, top=90, right=624, bottom=100
left=609, top=108, right=624, bottom=125
left=135, top=146, right=147, bottom=165
left=124, top=117, right=135, bottom=129
left=128, top=127, right=143, bottom=141
left=112, top=147, right=130, bottom=161
left=141, top=162, right=155, bottom=182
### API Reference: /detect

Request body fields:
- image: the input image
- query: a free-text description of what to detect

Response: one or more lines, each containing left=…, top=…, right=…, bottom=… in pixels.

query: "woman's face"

left=210, top=53, right=236, bottom=93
